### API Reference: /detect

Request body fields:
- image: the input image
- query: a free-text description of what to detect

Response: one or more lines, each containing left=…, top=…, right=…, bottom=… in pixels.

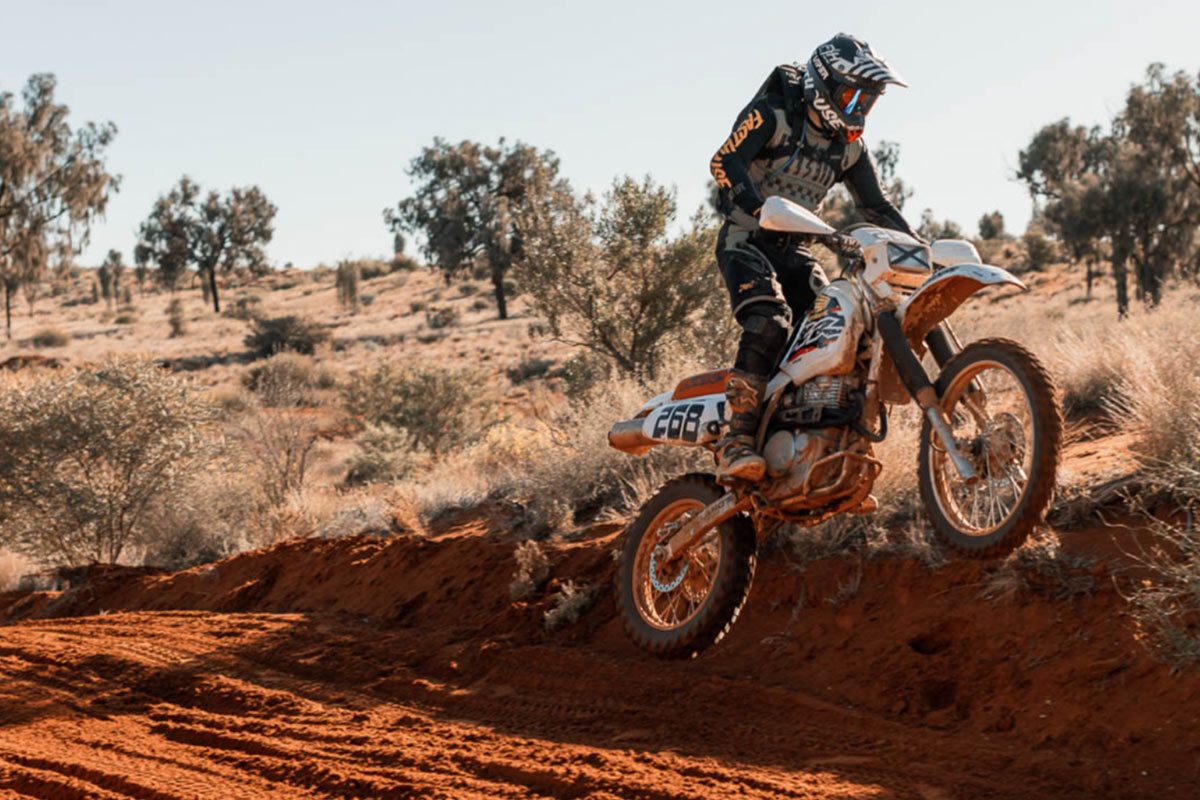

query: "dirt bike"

left=609, top=196, right=1062, bottom=659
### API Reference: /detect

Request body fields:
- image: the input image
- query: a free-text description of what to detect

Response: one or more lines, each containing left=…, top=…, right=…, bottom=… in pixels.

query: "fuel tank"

left=769, top=278, right=868, bottom=396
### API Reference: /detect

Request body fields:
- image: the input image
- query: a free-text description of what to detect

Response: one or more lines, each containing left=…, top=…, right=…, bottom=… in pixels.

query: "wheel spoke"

left=928, top=357, right=1038, bottom=537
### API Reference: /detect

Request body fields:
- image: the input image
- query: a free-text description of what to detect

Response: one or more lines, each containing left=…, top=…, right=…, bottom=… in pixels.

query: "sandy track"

left=1, top=519, right=1198, bottom=799
left=0, top=610, right=1089, bottom=800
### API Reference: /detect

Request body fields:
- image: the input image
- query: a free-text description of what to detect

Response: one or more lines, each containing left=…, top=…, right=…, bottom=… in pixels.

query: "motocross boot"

left=716, top=370, right=767, bottom=484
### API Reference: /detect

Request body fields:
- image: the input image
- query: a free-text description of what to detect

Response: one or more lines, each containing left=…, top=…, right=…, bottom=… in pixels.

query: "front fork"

left=878, top=312, right=978, bottom=482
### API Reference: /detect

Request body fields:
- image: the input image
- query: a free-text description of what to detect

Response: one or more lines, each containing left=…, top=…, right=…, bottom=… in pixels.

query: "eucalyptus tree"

left=385, top=138, right=559, bottom=320
left=0, top=73, right=118, bottom=337
left=136, top=177, right=276, bottom=312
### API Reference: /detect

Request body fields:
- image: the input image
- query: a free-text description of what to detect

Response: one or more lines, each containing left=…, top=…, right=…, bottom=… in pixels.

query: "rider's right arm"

left=709, top=97, right=778, bottom=219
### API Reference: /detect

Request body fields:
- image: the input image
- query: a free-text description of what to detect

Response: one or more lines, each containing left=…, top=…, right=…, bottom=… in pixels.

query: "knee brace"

left=734, top=302, right=790, bottom=378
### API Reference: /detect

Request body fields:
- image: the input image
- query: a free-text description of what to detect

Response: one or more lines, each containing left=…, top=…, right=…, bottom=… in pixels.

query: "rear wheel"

left=918, top=338, right=1061, bottom=558
left=616, top=474, right=756, bottom=659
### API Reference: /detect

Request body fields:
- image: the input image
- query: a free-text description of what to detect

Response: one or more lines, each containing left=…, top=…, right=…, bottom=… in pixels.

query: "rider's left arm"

left=841, top=148, right=918, bottom=238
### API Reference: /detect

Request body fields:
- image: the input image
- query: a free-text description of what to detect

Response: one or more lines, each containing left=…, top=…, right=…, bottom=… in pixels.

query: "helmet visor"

left=834, top=84, right=878, bottom=116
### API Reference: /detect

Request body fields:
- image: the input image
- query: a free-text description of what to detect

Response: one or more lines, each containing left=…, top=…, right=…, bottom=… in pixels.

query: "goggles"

left=834, top=84, right=878, bottom=116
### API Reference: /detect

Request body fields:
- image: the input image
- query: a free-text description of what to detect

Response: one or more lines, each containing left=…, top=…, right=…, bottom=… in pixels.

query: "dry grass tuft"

left=1123, top=512, right=1200, bottom=670
left=980, top=529, right=1097, bottom=602
left=0, top=549, right=33, bottom=592
left=543, top=580, right=600, bottom=630
left=509, top=540, right=551, bottom=600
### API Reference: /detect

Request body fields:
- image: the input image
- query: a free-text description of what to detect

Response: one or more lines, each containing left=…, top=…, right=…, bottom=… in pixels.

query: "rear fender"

left=898, top=264, right=1025, bottom=343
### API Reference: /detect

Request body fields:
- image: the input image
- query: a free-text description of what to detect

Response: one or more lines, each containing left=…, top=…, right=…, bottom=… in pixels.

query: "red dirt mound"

left=2, top=520, right=1198, bottom=799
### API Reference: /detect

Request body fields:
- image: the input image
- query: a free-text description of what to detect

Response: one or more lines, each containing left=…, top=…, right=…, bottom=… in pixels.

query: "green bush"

left=471, top=297, right=491, bottom=311
left=114, top=311, right=139, bottom=324
left=0, top=357, right=221, bottom=565
left=409, top=300, right=428, bottom=315
left=341, top=361, right=484, bottom=454
left=244, top=315, right=331, bottom=358
left=31, top=327, right=69, bottom=348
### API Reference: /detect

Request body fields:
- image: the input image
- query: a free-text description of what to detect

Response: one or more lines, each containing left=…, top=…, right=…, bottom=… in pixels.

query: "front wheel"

left=616, top=474, right=756, bottom=659
left=918, top=338, right=1062, bottom=558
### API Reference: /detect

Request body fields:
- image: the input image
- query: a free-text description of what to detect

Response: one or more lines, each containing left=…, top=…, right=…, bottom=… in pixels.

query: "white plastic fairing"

left=768, top=279, right=866, bottom=397
left=638, top=393, right=725, bottom=448
left=758, top=196, right=837, bottom=236
left=930, top=239, right=982, bottom=269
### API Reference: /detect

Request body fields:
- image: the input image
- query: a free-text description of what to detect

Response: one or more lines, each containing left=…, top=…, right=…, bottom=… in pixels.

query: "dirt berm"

left=1, top=509, right=1197, bottom=799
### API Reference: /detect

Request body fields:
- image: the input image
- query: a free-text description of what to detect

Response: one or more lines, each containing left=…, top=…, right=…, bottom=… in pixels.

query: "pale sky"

left=2, top=0, right=1199, bottom=268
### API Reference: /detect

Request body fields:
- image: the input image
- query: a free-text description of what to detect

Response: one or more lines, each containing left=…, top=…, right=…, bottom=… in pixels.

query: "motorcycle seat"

left=670, top=369, right=731, bottom=400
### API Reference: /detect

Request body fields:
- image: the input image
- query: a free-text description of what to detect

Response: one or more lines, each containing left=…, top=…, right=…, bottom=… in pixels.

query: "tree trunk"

left=1112, top=247, right=1129, bottom=318
left=492, top=266, right=508, bottom=320
left=3, top=281, right=10, bottom=340
left=206, top=265, right=221, bottom=313
left=1085, top=258, right=1093, bottom=298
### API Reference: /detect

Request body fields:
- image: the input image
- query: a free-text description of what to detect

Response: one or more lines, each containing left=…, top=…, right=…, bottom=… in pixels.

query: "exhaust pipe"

left=608, top=418, right=656, bottom=455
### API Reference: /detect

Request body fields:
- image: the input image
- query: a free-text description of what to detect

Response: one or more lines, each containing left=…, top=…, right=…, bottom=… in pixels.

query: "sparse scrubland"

left=3, top=64, right=1200, bottom=799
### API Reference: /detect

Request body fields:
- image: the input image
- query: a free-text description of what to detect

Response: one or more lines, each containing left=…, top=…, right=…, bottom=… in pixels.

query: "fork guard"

left=898, top=264, right=1026, bottom=344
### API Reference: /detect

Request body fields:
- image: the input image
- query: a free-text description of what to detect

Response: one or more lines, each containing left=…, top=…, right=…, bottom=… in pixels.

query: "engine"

left=762, top=374, right=863, bottom=504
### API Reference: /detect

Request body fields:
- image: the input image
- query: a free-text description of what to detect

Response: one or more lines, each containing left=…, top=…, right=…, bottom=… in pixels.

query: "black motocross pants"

left=716, top=224, right=829, bottom=379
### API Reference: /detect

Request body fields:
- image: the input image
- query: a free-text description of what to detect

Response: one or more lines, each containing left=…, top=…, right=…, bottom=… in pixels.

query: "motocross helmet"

left=804, top=34, right=907, bottom=143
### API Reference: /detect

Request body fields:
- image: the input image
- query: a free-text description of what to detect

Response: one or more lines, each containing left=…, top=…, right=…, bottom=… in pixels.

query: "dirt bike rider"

left=710, top=33, right=917, bottom=483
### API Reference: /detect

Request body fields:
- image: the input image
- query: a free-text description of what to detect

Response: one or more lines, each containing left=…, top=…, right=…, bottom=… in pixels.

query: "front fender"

left=898, top=264, right=1025, bottom=343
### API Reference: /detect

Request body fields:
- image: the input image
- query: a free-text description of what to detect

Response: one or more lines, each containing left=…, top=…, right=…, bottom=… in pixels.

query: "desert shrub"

left=544, top=580, right=600, bottom=630
left=343, top=423, right=420, bottom=485
left=980, top=530, right=1096, bottom=602
left=361, top=293, right=376, bottom=306
left=425, top=306, right=461, bottom=329
left=1055, top=331, right=1126, bottom=418
left=409, top=300, right=428, bottom=314
left=341, top=361, right=484, bottom=454
left=471, top=297, right=491, bottom=311
left=1021, top=222, right=1058, bottom=271
left=509, top=540, right=551, bottom=600
left=458, top=282, right=478, bottom=296
left=442, top=366, right=707, bottom=536
left=391, top=253, right=420, bottom=272
left=358, top=260, right=392, bottom=280
left=312, top=363, right=341, bottom=390
left=1094, top=304, right=1200, bottom=497
left=114, top=311, right=139, bottom=324
left=1124, top=515, right=1200, bottom=669
left=211, top=386, right=252, bottom=415
left=234, top=398, right=321, bottom=506
left=167, top=298, right=187, bottom=337
left=31, top=327, right=69, bottom=348
left=141, top=471, right=263, bottom=570
left=245, top=315, right=331, bottom=357
left=0, top=357, right=221, bottom=565
left=241, top=352, right=318, bottom=406
left=336, top=260, right=361, bottom=312
left=224, top=293, right=264, bottom=321
left=506, top=357, right=555, bottom=384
